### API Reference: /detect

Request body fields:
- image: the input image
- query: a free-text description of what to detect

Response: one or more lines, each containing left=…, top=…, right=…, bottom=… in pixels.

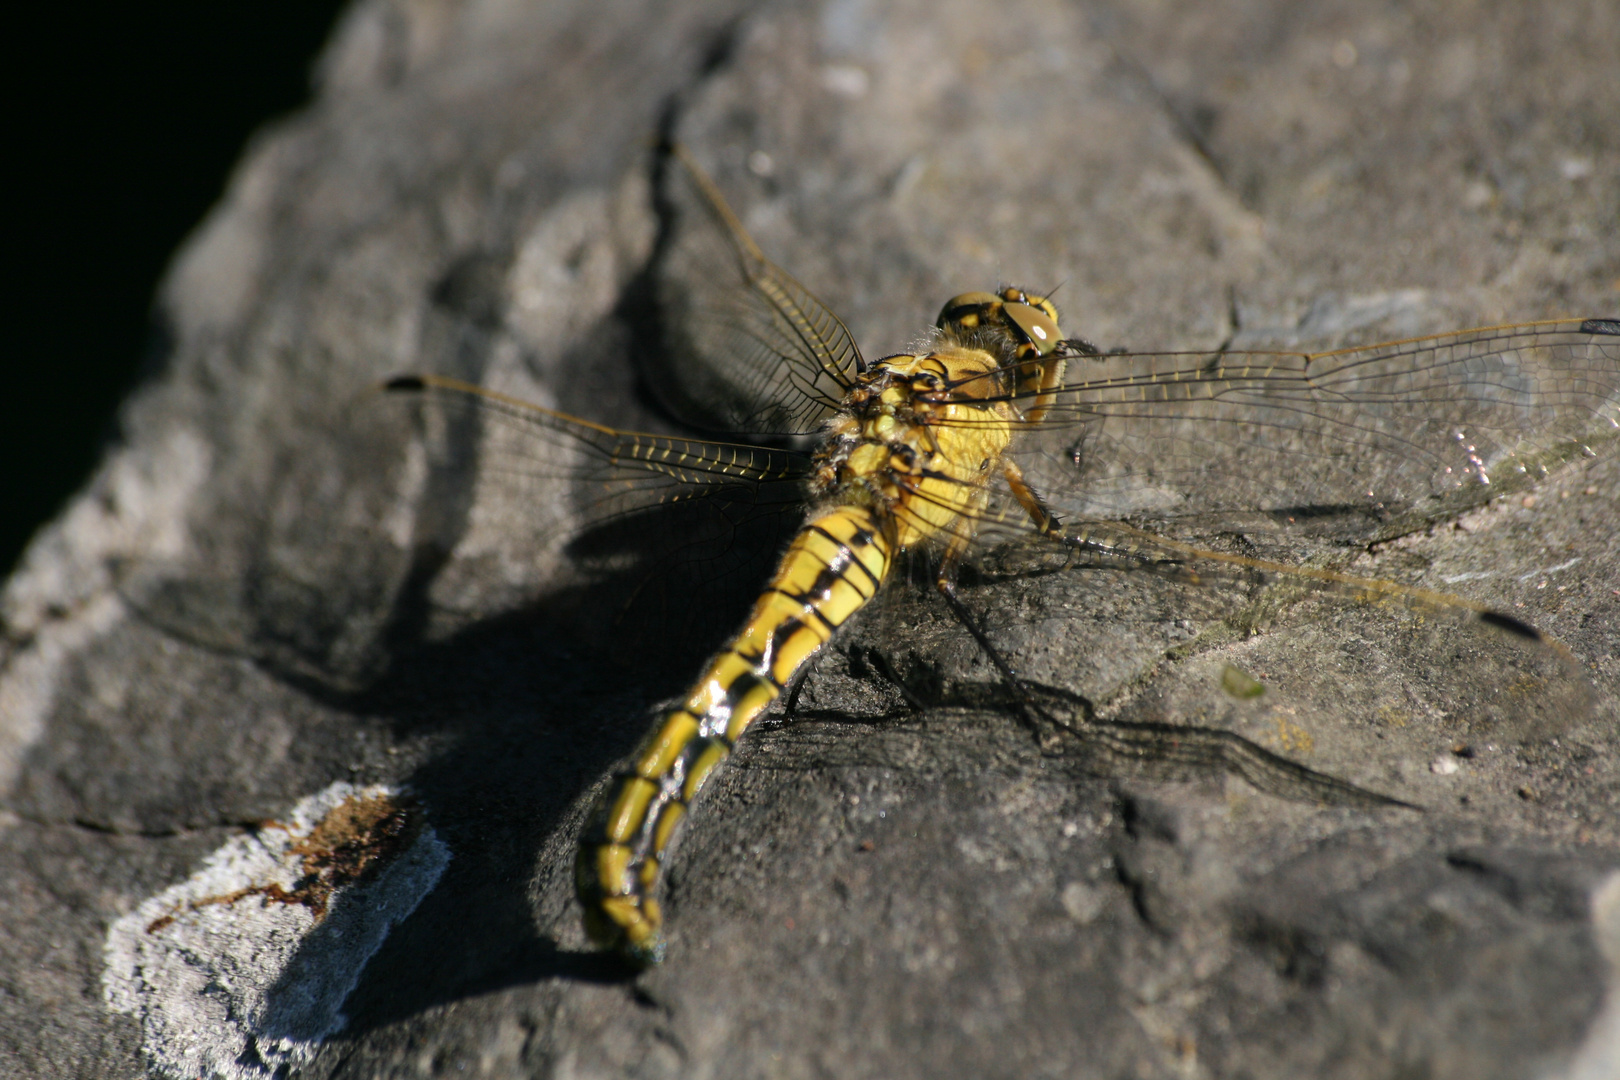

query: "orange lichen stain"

left=1506, top=674, right=1545, bottom=698
left=145, top=792, right=419, bottom=934
left=1375, top=705, right=1410, bottom=728
left=1267, top=716, right=1315, bottom=755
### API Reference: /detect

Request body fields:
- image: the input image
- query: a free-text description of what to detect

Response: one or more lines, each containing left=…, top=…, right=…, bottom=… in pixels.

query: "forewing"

left=650, top=146, right=861, bottom=438
left=992, top=319, right=1620, bottom=544
left=911, top=318, right=1614, bottom=729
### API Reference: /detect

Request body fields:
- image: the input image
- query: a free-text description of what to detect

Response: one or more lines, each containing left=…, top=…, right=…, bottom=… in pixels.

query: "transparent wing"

left=385, top=375, right=813, bottom=666
left=892, top=467, right=1516, bottom=634
left=386, top=374, right=810, bottom=529
left=962, top=319, right=1620, bottom=545
left=118, top=372, right=812, bottom=691
left=905, top=447, right=1595, bottom=755
left=648, top=144, right=861, bottom=438
left=862, top=317, right=1615, bottom=675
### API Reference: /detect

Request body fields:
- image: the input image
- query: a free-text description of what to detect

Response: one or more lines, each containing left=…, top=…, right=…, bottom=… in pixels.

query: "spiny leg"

left=1000, top=456, right=1063, bottom=538
left=933, top=529, right=1070, bottom=744
left=781, top=653, right=819, bottom=716
left=848, top=644, right=934, bottom=713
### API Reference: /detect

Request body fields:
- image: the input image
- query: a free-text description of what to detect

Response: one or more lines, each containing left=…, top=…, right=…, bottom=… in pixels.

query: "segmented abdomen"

left=576, top=506, right=893, bottom=963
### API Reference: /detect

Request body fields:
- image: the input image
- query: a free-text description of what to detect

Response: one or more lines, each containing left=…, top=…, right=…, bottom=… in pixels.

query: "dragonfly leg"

left=782, top=657, right=816, bottom=716
left=849, top=645, right=932, bottom=712
left=936, top=494, right=1413, bottom=805
left=934, top=533, right=1018, bottom=681
left=934, top=540, right=1066, bottom=742
left=1000, top=456, right=1063, bottom=537
left=998, top=458, right=1184, bottom=583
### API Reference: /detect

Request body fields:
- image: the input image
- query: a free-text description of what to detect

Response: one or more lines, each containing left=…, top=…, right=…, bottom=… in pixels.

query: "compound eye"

left=1003, top=302, right=1061, bottom=355
left=937, top=291, right=1000, bottom=328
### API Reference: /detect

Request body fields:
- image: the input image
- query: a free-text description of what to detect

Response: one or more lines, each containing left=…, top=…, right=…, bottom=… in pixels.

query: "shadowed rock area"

left=3, top=1, right=1617, bottom=1077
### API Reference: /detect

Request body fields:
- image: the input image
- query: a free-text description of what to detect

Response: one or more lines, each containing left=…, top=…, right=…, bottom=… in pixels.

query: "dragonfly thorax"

left=811, top=347, right=1016, bottom=551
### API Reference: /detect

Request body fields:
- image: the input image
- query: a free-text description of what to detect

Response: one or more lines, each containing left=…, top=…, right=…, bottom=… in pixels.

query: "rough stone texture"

left=2, top=1, right=1617, bottom=1078
left=104, top=784, right=450, bottom=1078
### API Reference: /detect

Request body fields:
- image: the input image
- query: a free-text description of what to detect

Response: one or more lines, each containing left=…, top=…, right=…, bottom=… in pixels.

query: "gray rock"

left=2, top=0, right=1616, bottom=1077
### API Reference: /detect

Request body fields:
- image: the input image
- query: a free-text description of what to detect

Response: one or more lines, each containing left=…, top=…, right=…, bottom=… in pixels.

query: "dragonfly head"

left=936, top=287, right=1064, bottom=363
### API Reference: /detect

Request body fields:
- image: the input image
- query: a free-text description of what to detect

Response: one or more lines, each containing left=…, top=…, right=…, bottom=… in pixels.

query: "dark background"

left=6, top=4, right=348, bottom=577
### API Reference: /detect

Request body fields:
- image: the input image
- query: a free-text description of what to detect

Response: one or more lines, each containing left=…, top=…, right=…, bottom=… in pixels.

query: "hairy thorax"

left=811, top=346, right=1017, bottom=551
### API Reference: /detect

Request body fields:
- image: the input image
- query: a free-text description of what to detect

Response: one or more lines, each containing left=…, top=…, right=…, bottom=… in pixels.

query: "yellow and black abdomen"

left=576, top=506, right=893, bottom=964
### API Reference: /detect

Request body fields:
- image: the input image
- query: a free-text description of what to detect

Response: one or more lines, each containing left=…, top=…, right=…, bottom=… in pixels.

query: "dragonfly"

left=387, top=145, right=1620, bottom=966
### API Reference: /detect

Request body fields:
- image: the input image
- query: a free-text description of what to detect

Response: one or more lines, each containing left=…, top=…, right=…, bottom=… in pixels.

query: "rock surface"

left=2, top=0, right=1617, bottom=1077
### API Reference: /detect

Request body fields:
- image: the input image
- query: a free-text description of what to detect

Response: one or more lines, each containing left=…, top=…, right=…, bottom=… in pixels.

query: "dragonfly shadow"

left=321, top=515, right=789, bottom=1029
left=108, top=480, right=800, bottom=1033
left=109, top=250, right=814, bottom=1028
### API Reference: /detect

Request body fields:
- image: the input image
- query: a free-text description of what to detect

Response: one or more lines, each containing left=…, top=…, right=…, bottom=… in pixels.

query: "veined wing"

left=384, top=374, right=812, bottom=650
left=968, top=319, right=1619, bottom=545
left=648, top=144, right=862, bottom=439
left=884, top=461, right=1523, bottom=637
left=123, top=372, right=809, bottom=690
left=897, top=428, right=1594, bottom=756
left=386, top=373, right=810, bottom=526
